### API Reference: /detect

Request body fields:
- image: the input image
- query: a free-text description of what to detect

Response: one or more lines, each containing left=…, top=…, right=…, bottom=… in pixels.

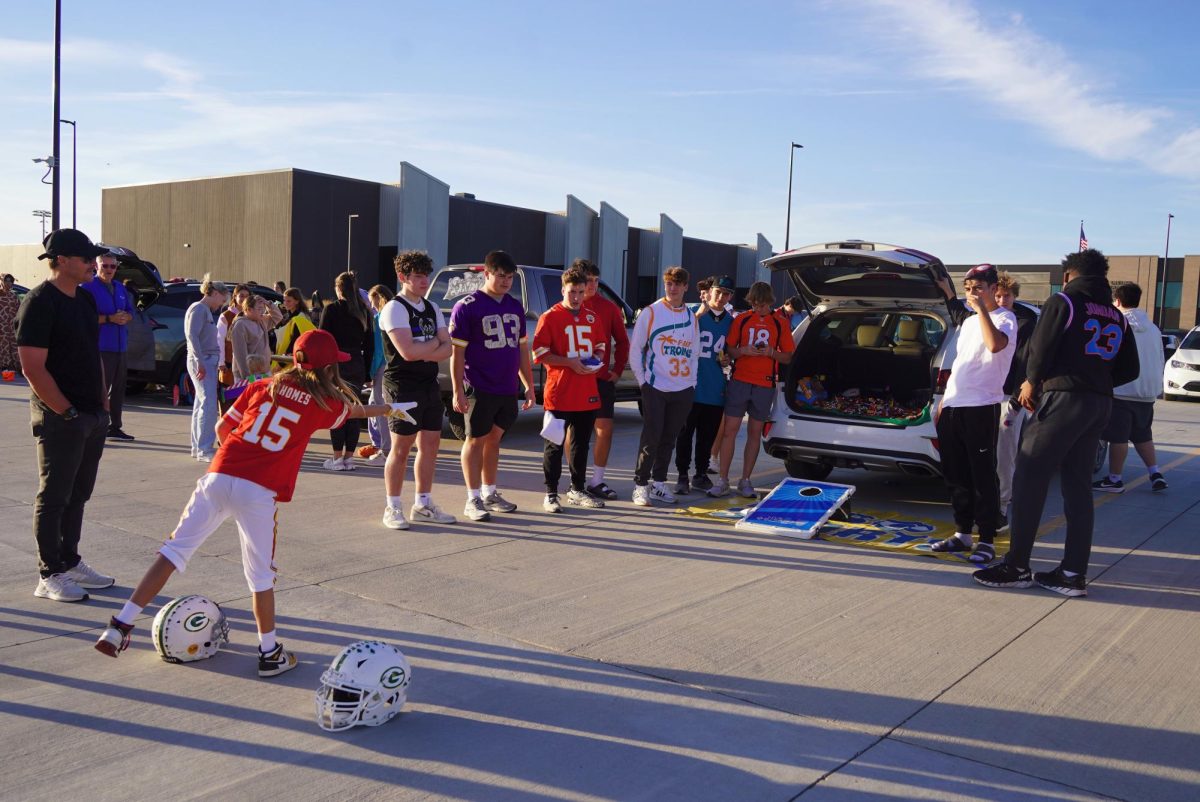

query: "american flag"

left=1079, top=223, right=1088, bottom=251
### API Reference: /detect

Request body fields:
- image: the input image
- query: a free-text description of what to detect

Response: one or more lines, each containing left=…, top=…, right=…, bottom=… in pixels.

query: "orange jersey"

left=728, top=311, right=795, bottom=388
left=210, top=379, right=349, bottom=501
left=581, top=294, right=630, bottom=382
left=532, top=303, right=601, bottom=412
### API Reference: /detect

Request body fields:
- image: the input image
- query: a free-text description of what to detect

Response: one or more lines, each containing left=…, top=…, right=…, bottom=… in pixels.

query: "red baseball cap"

left=293, top=329, right=350, bottom=370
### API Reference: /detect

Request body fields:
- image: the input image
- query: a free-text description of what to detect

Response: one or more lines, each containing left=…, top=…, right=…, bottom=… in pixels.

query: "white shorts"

left=160, top=473, right=279, bottom=593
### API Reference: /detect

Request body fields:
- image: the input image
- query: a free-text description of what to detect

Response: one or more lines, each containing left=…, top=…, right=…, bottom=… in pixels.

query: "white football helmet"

left=315, top=640, right=411, bottom=731
left=151, top=595, right=230, bottom=663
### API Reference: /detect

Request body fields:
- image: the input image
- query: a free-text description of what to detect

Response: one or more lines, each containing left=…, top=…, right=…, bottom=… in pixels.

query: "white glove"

left=387, top=401, right=418, bottom=425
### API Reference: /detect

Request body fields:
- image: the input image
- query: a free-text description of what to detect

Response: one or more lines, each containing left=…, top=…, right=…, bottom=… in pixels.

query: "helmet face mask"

left=151, top=595, right=229, bottom=663
left=315, top=640, right=411, bottom=731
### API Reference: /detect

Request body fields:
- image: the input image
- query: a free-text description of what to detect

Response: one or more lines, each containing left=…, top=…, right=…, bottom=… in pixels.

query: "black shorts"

left=595, top=379, right=616, bottom=420
left=384, top=380, right=443, bottom=435
left=1102, top=397, right=1154, bottom=444
left=466, top=387, right=518, bottom=438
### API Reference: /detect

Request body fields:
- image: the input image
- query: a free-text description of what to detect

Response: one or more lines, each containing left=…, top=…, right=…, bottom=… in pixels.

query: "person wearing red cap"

left=95, top=329, right=415, bottom=677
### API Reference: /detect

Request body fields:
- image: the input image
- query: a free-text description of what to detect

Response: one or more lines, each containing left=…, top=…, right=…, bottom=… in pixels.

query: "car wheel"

left=125, top=380, right=148, bottom=395
left=1093, top=440, right=1109, bottom=476
left=170, top=359, right=194, bottom=407
left=785, top=459, right=833, bottom=480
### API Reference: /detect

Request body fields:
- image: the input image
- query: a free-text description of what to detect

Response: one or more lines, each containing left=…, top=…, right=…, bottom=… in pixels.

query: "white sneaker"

left=707, top=477, right=731, bottom=498
left=463, top=497, right=492, bottom=522
left=196, top=452, right=213, bottom=463
left=736, top=477, right=756, bottom=498
left=338, top=456, right=356, bottom=472
left=632, top=484, right=652, bottom=506
left=368, top=450, right=388, bottom=462
left=382, top=506, right=410, bottom=530
left=411, top=502, right=457, bottom=524
left=649, top=482, right=677, bottom=504
left=543, top=493, right=563, bottom=513
left=323, top=457, right=343, bottom=472
left=66, top=561, right=115, bottom=589
left=34, top=573, right=88, bottom=602
left=566, top=488, right=604, bottom=508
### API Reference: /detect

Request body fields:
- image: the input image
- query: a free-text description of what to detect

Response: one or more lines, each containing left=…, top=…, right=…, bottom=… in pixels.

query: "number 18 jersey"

left=210, top=379, right=349, bottom=502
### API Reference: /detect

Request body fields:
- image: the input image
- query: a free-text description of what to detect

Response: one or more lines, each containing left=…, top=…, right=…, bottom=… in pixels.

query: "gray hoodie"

left=1114, top=307, right=1164, bottom=402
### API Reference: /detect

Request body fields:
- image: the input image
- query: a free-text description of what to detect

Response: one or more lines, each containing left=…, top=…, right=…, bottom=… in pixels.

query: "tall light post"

left=784, top=142, right=804, bottom=251
left=1156, top=213, right=1174, bottom=327
left=59, top=119, right=76, bottom=227
left=50, top=0, right=63, bottom=230
left=346, top=213, right=360, bottom=269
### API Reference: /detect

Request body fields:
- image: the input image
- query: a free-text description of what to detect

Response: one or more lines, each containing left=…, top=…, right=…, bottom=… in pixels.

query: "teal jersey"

left=695, top=310, right=733, bottom=406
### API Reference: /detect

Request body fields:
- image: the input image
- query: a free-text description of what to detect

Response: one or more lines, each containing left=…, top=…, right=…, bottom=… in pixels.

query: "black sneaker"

left=1034, top=567, right=1087, bottom=597
left=107, top=428, right=135, bottom=441
left=1092, top=477, right=1124, bottom=494
left=972, top=562, right=1032, bottom=589
left=673, top=476, right=690, bottom=495
left=258, top=643, right=298, bottom=677
left=586, top=482, right=618, bottom=500
left=692, top=473, right=713, bottom=492
left=1150, top=472, right=1168, bottom=492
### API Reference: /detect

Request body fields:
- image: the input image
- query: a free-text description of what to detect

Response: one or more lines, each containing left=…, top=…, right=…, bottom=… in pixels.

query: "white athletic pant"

left=996, top=401, right=1029, bottom=512
left=160, top=473, right=279, bottom=593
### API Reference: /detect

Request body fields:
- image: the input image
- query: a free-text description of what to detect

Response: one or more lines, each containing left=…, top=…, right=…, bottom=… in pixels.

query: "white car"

left=1163, top=326, right=1200, bottom=401
left=761, top=240, right=1034, bottom=481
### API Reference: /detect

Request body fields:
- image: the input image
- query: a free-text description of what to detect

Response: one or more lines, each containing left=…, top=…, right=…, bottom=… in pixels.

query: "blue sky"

left=3, top=0, right=1198, bottom=264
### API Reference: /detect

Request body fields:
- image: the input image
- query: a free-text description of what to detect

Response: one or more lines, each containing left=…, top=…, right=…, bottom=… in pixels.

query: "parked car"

left=118, top=274, right=283, bottom=400
left=425, top=263, right=639, bottom=439
left=1161, top=330, right=1182, bottom=359
left=761, top=239, right=1037, bottom=481
left=1164, top=326, right=1200, bottom=401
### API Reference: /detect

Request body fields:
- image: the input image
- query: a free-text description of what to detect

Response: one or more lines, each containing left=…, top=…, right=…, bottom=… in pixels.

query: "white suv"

left=762, top=240, right=962, bottom=480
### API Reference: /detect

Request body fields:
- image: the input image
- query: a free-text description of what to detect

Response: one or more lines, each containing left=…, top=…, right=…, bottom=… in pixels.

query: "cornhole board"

left=734, top=478, right=856, bottom=539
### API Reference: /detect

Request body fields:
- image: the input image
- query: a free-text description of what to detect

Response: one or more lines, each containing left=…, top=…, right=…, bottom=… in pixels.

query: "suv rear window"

left=430, top=269, right=524, bottom=310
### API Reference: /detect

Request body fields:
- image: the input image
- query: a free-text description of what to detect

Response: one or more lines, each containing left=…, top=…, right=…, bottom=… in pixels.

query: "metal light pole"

left=1157, top=213, right=1174, bottom=327
left=346, top=213, right=360, bottom=269
left=60, top=119, right=76, bottom=227
left=33, top=210, right=52, bottom=239
left=50, top=0, right=62, bottom=230
left=785, top=142, right=804, bottom=251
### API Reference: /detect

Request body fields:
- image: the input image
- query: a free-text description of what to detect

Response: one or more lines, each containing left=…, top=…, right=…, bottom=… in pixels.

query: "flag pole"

left=1079, top=219, right=1083, bottom=252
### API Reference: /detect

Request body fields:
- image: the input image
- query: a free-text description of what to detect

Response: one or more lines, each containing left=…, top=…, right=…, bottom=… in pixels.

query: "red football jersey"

left=581, top=294, right=630, bottom=382
left=209, top=378, right=349, bottom=501
left=532, top=303, right=601, bottom=412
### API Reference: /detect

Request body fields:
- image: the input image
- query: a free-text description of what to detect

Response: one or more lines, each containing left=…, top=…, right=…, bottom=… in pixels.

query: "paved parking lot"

left=1, top=379, right=1198, bottom=801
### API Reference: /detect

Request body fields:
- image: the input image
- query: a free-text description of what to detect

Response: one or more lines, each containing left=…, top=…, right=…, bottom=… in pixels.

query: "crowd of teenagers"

left=12, top=228, right=1168, bottom=678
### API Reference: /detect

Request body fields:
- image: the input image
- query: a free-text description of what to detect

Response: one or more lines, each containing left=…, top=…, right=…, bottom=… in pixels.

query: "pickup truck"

left=426, top=264, right=640, bottom=439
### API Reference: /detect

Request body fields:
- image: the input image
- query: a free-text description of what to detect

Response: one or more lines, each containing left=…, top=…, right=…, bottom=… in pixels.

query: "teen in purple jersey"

left=449, top=250, right=536, bottom=522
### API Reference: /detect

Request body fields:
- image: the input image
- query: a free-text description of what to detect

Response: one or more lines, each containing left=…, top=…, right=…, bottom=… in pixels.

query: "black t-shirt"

left=15, top=281, right=105, bottom=412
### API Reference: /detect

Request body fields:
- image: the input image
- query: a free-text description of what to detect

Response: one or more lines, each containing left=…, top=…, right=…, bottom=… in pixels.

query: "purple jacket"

left=82, top=277, right=134, bottom=353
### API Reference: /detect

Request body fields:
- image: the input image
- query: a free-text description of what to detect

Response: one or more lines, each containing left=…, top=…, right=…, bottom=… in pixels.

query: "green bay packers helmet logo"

left=184, top=612, right=210, bottom=632
left=380, top=666, right=408, bottom=689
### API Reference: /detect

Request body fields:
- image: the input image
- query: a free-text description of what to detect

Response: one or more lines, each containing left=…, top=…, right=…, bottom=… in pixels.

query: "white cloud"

left=856, top=0, right=1200, bottom=179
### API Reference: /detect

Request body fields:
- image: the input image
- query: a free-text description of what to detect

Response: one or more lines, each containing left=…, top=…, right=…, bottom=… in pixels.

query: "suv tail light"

left=934, top=368, right=951, bottom=394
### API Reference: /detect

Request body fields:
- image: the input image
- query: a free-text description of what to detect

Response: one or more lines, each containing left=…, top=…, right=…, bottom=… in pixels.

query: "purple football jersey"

left=448, top=290, right=527, bottom=395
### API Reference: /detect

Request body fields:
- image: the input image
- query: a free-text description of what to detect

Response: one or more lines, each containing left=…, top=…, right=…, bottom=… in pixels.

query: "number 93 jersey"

left=209, top=378, right=349, bottom=502
left=448, top=289, right=527, bottom=396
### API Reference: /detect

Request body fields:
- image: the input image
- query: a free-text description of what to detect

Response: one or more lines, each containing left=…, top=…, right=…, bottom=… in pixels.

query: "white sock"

left=591, top=466, right=605, bottom=485
left=467, top=488, right=481, bottom=500
left=117, top=601, right=143, bottom=626
left=1147, top=464, right=1159, bottom=475
left=259, top=630, right=276, bottom=653
left=482, top=483, right=496, bottom=497
left=387, top=495, right=403, bottom=510
left=1108, top=474, right=1121, bottom=483
left=417, top=493, right=432, bottom=508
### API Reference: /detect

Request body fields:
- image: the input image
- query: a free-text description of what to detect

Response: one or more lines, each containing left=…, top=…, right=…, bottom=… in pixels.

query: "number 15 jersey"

left=533, top=303, right=600, bottom=412
left=210, top=379, right=349, bottom=502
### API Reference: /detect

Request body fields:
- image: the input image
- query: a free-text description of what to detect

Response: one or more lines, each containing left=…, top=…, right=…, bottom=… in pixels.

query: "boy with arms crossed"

left=533, top=268, right=604, bottom=512
left=450, top=250, right=535, bottom=521
left=379, top=251, right=456, bottom=529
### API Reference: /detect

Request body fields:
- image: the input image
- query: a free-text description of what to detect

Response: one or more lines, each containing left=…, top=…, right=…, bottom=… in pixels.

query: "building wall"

left=396, top=162, right=449, bottom=273
left=1182, top=255, right=1200, bottom=330
left=0, top=243, right=46, bottom=287
left=448, top=196, right=547, bottom=267
left=101, top=170, right=293, bottom=286
left=596, top=202, right=630, bottom=299
left=290, top=170, right=382, bottom=294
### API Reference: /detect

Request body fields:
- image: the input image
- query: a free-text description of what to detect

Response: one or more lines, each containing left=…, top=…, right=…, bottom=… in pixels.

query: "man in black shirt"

left=974, top=249, right=1139, bottom=597
left=16, top=229, right=117, bottom=603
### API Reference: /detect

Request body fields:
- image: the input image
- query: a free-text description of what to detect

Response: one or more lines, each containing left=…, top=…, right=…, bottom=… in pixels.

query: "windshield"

left=1181, top=329, right=1200, bottom=350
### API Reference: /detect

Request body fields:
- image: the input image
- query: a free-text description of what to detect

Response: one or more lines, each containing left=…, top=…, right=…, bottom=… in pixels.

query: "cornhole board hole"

left=735, top=478, right=856, bottom=539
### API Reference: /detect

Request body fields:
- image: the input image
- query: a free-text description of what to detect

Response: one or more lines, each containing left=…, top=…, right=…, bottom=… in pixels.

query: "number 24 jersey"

left=209, top=379, right=349, bottom=502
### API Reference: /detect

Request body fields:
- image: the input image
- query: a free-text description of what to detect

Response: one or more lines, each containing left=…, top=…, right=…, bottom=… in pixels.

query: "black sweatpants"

left=634, top=385, right=694, bottom=485
left=543, top=409, right=596, bottom=493
left=936, top=403, right=1002, bottom=541
left=100, top=350, right=127, bottom=430
left=675, top=401, right=724, bottom=478
left=1005, top=390, right=1111, bottom=575
left=31, top=399, right=108, bottom=577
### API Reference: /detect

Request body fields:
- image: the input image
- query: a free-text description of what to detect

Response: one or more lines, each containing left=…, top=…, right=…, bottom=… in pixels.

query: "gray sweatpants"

left=1005, top=390, right=1111, bottom=575
left=634, top=384, right=694, bottom=485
